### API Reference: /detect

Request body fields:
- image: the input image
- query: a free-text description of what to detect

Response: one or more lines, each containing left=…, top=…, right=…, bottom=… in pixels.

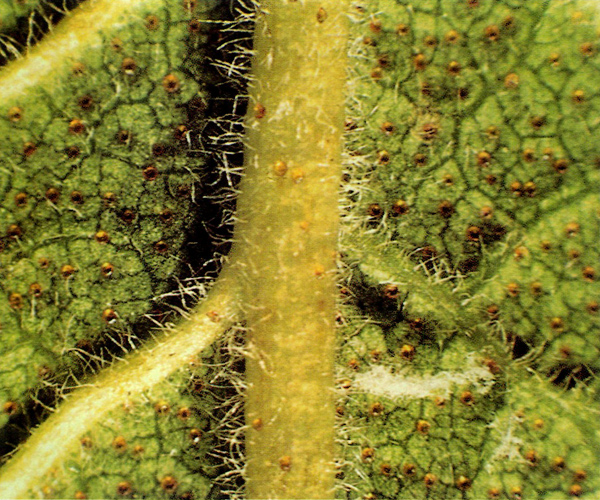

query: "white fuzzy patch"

left=352, top=356, right=495, bottom=400
left=485, top=414, right=526, bottom=472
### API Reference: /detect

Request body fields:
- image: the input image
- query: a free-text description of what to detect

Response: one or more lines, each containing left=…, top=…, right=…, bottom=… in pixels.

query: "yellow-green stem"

left=234, top=1, right=348, bottom=498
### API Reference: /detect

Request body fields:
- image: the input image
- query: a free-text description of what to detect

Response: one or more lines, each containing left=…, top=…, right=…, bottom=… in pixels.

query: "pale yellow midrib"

left=0, top=277, right=239, bottom=499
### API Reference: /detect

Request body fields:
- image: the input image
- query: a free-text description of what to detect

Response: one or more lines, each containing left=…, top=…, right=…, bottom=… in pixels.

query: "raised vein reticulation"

left=0, top=272, right=240, bottom=500
left=0, top=0, right=242, bottom=495
left=233, top=1, right=349, bottom=498
left=0, top=0, right=349, bottom=497
left=0, top=0, right=144, bottom=102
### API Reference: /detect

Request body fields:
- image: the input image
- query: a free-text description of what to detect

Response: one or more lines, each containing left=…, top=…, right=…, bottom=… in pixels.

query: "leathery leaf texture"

left=0, top=0, right=598, bottom=499
left=17, top=331, right=245, bottom=500
left=337, top=1, right=599, bottom=499
left=0, top=0, right=228, bottom=438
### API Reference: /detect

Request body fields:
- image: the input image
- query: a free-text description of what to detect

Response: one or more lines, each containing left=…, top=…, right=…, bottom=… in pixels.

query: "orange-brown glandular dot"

left=580, top=42, right=595, bottom=56
left=466, top=226, right=481, bottom=241
left=189, top=428, right=202, bottom=444
left=116, top=482, right=132, bottom=496
left=572, top=89, right=585, bottom=103
left=502, top=16, right=515, bottom=30
left=377, top=150, right=390, bottom=165
left=8, top=106, right=23, bottom=122
left=154, top=401, right=170, bottom=415
left=438, top=200, right=454, bottom=218
left=424, top=35, right=438, bottom=48
left=400, top=344, right=415, bottom=361
left=392, top=200, right=409, bottom=215
left=80, top=436, right=93, bottom=449
left=111, top=37, right=123, bottom=51
left=101, top=263, right=115, bottom=278
left=583, top=266, right=596, bottom=282
left=507, top=282, right=519, bottom=297
left=549, top=52, right=560, bottom=66
left=2, top=401, right=19, bottom=416
left=28, top=283, right=43, bottom=298
left=112, top=436, right=127, bottom=451
left=460, top=391, right=474, bottom=405
left=78, top=95, right=93, bottom=110
left=523, top=181, right=536, bottom=197
left=9, top=293, right=23, bottom=310
left=61, top=264, right=76, bottom=278
left=456, top=476, right=472, bottom=491
left=445, top=30, right=460, bottom=44
left=145, top=15, right=160, bottom=30
left=383, top=284, right=399, bottom=300
left=279, top=455, right=292, bottom=471
left=570, top=484, right=583, bottom=497
left=174, top=125, right=189, bottom=141
left=69, top=119, right=85, bottom=135
left=442, top=174, right=454, bottom=186
left=380, top=463, right=392, bottom=476
left=160, top=476, right=178, bottom=493
left=413, top=54, right=427, bottom=71
left=273, top=160, right=288, bottom=176
left=316, top=7, right=328, bottom=23
left=14, top=192, right=28, bottom=207
left=402, top=463, right=417, bottom=477
left=552, top=456, right=566, bottom=472
left=154, top=240, right=169, bottom=254
left=143, top=165, right=159, bottom=181
left=485, top=25, right=500, bottom=41
left=23, top=142, right=37, bottom=157
left=554, top=158, right=569, bottom=173
left=7, top=224, right=22, bottom=239
left=530, top=116, right=545, bottom=129
left=369, top=402, right=384, bottom=417
left=522, top=148, right=536, bottom=162
left=477, top=151, right=491, bottom=166
left=95, top=231, right=110, bottom=244
left=396, top=24, right=410, bottom=36
left=361, top=448, right=375, bottom=462
left=70, top=191, right=84, bottom=204
left=487, top=488, right=502, bottom=500
left=159, top=209, right=173, bottom=224
left=188, top=18, right=202, bottom=33
left=162, top=74, right=181, bottom=93
left=414, top=153, right=428, bottom=166
left=504, top=73, right=519, bottom=88
left=416, top=420, right=431, bottom=434
left=102, top=308, right=118, bottom=324
left=381, top=121, right=395, bottom=135
left=121, top=57, right=136, bottom=74
left=565, top=222, right=580, bottom=237
left=424, top=473, right=437, bottom=488
left=447, top=61, right=461, bottom=75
